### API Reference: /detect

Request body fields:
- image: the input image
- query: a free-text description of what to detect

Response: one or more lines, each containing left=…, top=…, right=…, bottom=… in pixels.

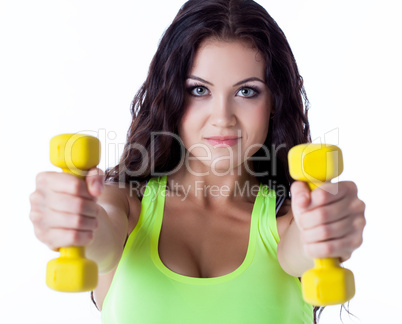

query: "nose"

left=210, top=97, right=237, bottom=128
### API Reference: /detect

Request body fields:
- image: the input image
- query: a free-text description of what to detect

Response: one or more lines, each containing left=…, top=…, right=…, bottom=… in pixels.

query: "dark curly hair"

left=104, top=0, right=320, bottom=320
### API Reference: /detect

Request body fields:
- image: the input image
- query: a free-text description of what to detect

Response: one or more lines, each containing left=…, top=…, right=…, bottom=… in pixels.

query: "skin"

left=29, top=39, right=366, bottom=310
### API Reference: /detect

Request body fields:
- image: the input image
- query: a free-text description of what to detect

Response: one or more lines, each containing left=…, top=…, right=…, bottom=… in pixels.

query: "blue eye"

left=237, top=87, right=259, bottom=98
left=186, top=84, right=260, bottom=98
left=188, top=86, right=209, bottom=97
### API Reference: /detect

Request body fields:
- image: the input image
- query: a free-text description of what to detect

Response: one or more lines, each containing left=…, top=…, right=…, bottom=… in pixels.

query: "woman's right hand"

left=29, top=169, right=104, bottom=251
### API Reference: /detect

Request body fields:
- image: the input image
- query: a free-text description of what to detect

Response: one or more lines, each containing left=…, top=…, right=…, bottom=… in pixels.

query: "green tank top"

left=102, top=176, right=313, bottom=323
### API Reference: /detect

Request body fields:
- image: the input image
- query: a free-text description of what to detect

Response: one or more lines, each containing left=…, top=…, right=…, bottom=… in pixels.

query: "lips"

left=205, top=136, right=241, bottom=147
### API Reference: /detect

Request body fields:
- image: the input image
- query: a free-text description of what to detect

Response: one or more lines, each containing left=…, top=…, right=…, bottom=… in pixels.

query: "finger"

left=304, top=232, right=362, bottom=260
left=29, top=209, right=45, bottom=227
left=290, top=181, right=311, bottom=214
left=309, top=181, right=358, bottom=210
left=296, top=197, right=352, bottom=230
left=37, top=172, right=93, bottom=199
left=40, top=228, right=95, bottom=250
left=301, top=214, right=357, bottom=243
left=298, top=191, right=364, bottom=231
left=304, top=237, right=350, bottom=260
left=86, top=168, right=105, bottom=197
left=44, top=210, right=99, bottom=231
left=45, top=191, right=99, bottom=217
left=29, top=190, right=45, bottom=213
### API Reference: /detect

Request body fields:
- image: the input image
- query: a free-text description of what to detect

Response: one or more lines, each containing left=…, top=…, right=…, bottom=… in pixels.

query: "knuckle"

left=346, top=181, right=358, bottom=194
left=86, top=216, right=97, bottom=230
left=29, top=209, right=47, bottom=226
left=358, top=200, right=366, bottom=213
left=70, top=230, right=93, bottom=245
left=48, top=244, right=59, bottom=252
left=29, top=192, right=37, bottom=206
left=33, top=227, right=44, bottom=241
left=353, top=215, right=366, bottom=230
left=70, top=230, right=82, bottom=244
left=70, top=177, right=83, bottom=194
left=341, top=253, right=352, bottom=262
left=320, top=226, right=331, bottom=240
left=87, top=231, right=94, bottom=242
left=317, top=208, right=329, bottom=223
left=353, top=235, right=363, bottom=249
left=323, top=242, right=335, bottom=256
left=29, top=192, right=36, bottom=205
left=29, top=191, right=43, bottom=206
left=36, top=172, right=47, bottom=186
left=316, top=189, right=329, bottom=204
left=72, top=197, right=86, bottom=214
left=29, top=210, right=40, bottom=223
left=350, top=198, right=366, bottom=213
left=71, top=215, right=84, bottom=228
left=83, top=231, right=94, bottom=245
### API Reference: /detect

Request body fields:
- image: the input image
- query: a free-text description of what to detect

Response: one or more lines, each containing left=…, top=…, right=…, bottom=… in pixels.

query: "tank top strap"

left=143, top=176, right=166, bottom=209
left=155, top=174, right=167, bottom=211
left=257, top=184, right=281, bottom=254
left=122, top=176, right=165, bottom=254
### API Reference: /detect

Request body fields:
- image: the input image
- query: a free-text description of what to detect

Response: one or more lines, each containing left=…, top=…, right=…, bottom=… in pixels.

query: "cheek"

left=179, top=100, right=208, bottom=134
left=242, top=104, right=270, bottom=157
left=178, top=109, right=199, bottom=147
left=250, top=104, right=270, bottom=139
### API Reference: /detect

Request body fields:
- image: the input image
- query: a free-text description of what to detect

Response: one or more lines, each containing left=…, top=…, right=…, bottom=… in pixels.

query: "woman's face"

left=178, top=39, right=273, bottom=175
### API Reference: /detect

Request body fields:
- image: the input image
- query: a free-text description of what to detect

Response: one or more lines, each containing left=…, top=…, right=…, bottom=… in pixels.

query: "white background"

left=1, top=0, right=401, bottom=323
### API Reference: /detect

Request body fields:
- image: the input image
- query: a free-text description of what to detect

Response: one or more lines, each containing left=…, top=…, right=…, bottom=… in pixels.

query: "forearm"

left=277, top=220, right=314, bottom=277
left=86, top=205, right=127, bottom=274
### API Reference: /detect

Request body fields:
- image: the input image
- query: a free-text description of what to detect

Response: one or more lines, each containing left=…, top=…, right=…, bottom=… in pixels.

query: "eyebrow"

left=187, top=75, right=265, bottom=87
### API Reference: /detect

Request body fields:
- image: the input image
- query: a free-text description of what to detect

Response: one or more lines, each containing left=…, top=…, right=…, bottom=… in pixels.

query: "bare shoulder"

left=276, top=198, right=294, bottom=239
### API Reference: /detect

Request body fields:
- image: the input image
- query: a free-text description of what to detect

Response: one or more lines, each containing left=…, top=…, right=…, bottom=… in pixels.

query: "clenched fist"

left=29, top=168, right=104, bottom=251
left=291, top=180, right=366, bottom=262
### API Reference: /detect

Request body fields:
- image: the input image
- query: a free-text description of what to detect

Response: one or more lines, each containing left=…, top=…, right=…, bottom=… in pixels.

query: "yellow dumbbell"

left=46, top=133, right=100, bottom=292
left=288, top=143, right=355, bottom=306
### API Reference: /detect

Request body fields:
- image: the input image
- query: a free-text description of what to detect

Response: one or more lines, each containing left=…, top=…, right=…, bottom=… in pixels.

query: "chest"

left=158, top=195, right=254, bottom=278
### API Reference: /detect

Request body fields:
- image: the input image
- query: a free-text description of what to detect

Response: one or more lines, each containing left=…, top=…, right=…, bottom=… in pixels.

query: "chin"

left=207, top=159, right=245, bottom=176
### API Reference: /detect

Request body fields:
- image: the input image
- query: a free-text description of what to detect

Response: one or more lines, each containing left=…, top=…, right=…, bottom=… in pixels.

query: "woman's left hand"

left=290, top=181, right=366, bottom=262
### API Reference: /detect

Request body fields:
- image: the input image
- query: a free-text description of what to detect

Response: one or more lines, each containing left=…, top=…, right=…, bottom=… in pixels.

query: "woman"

left=29, top=1, right=366, bottom=323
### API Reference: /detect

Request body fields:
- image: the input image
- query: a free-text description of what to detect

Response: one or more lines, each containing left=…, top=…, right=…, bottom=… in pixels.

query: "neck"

left=166, top=159, right=260, bottom=208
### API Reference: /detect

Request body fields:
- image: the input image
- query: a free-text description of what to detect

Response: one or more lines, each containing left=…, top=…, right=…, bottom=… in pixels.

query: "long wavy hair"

left=105, top=0, right=320, bottom=320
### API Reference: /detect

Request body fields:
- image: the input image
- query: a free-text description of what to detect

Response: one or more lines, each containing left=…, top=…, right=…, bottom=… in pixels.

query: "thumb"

left=86, top=168, right=105, bottom=197
left=290, top=181, right=311, bottom=220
